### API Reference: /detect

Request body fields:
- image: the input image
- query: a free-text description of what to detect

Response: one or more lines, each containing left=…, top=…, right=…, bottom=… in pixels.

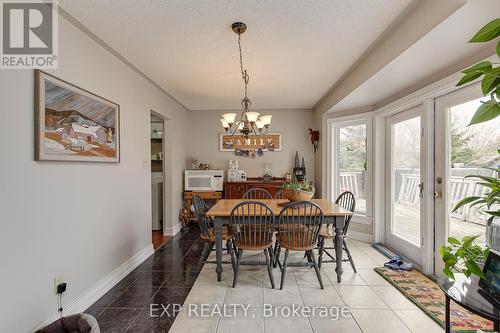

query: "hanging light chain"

left=237, top=32, right=249, bottom=100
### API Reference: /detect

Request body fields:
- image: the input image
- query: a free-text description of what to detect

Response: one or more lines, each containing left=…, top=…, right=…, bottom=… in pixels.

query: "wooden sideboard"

left=224, top=178, right=286, bottom=199
left=183, top=191, right=223, bottom=222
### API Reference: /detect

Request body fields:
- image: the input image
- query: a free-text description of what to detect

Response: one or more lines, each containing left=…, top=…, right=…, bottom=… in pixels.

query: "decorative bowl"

left=284, top=188, right=315, bottom=202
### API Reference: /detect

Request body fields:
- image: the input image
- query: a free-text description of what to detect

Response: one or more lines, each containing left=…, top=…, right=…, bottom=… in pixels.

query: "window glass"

left=338, top=124, right=367, bottom=214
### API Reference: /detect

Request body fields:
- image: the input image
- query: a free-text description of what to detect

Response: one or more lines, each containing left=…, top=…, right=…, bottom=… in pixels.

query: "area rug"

left=374, top=267, right=494, bottom=333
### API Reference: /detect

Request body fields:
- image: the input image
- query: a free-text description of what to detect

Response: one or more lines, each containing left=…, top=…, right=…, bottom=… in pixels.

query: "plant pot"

left=284, top=188, right=315, bottom=202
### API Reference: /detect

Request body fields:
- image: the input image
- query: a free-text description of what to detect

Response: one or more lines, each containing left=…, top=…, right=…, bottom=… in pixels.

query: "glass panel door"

left=435, top=84, right=499, bottom=275
left=385, top=106, right=424, bottom=266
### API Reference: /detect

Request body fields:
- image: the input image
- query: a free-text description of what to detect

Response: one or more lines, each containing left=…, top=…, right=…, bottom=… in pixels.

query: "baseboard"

left=349, top=230, right=374, bottom=243
left=37, top=244, right=154, bottom=330
left=164, top=222, right=181, bottom=236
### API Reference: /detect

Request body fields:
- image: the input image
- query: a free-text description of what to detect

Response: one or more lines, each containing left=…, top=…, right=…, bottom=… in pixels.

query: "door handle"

left=418, top=182, right=424, bottom=198
left=434, top=191, right=442, bottom=199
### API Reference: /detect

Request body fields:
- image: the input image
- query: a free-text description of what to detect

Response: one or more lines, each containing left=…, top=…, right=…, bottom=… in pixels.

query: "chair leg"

left=274, top=243, right=281, bottom=268
left=228, top=240, right=236, bottom=271
left=279, top=249, right=290, bottom=290
left=318, top=238, right=324, bottom=270
left=343, top=239, right=357, bottom=273
left=226, top=240, right=230, bottom=254
left=197, top=242, right=210, bottom=272
left=309, top=250, right=324, bottom=289
left=305, top=250, right=313, bottom=264
left=309, top=250, right=325, bottom=289
left=264, top=248, right=275, bottom=289
left=232, top=249, right=243, bottom=288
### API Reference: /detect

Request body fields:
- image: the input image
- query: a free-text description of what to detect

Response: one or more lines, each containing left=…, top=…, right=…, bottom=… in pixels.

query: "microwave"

left=184, top=170, right=224, bottom=191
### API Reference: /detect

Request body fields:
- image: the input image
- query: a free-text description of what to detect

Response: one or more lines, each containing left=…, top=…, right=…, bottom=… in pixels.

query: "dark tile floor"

left=84, top=226, right=205, bottom=333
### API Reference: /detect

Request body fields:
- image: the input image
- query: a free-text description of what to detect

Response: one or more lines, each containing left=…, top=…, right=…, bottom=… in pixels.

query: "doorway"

left=434, top=83, right=499, bottom=274
left=151, top=113, right=168, bottom=249
left=384, top=105, right=426, bottom=267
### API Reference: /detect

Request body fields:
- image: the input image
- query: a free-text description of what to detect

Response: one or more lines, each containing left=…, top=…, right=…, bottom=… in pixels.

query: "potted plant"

left=440, top=235, right=490, bottom=280
left=282, top=176, right=315, bottom=201
left=439, top=18, right=500, bottom=280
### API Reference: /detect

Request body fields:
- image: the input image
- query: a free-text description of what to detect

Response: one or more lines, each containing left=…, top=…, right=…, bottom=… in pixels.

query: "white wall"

left=187, top=109, right=315, bottom=180
left=0, top=16, right=188, bottom=333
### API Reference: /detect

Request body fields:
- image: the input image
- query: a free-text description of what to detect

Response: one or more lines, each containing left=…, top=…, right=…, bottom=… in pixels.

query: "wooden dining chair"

left=274, top=201, right=324, bottom=290
left=192, top=195, right=234, bottom=271
left=229, top=201, right=275, bottom=288
left=317, top=191, right=356, bottom=271
left=243, top=187, right=272, bottom=200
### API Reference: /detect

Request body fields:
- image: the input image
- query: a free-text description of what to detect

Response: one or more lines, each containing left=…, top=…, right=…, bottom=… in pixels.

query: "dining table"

left=206, top=198, right=353, bottom=283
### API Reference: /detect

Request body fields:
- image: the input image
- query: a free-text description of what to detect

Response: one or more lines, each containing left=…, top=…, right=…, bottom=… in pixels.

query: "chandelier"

left=220, top=22, right=272, bottom=138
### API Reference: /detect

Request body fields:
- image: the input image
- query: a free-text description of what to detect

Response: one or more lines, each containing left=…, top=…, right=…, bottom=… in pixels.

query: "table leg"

left=334, top=216, right=344, bottom=283
left=214, top=217, right=223, bottom=282
left=445, top=295, right=450, bottom=333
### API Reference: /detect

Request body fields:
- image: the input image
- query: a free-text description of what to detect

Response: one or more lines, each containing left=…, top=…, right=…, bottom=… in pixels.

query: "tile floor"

left=85, top=227, right=445, bottom=333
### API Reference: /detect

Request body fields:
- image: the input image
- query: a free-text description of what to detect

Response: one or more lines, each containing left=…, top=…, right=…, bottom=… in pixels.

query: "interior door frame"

left=433, top=83, right=483, bottom=276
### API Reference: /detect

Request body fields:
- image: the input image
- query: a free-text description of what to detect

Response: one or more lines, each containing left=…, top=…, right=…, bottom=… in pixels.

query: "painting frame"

left=35, top=70, right=121, bottom=162
left=219, top=133, right=282, bottom=152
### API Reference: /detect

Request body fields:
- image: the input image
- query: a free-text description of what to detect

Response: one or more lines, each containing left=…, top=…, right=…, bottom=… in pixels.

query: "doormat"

left=374, top=267, right=494, bottom=333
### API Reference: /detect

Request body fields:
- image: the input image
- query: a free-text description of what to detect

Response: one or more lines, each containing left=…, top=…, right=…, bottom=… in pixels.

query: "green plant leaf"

left=465, top=260, right=485, bottom=279
left=443, top=266, right=454, bottom=280
left=457, top=62, right=493, bottom=86
left=497, top=39, right=500, bottom=57
left=462, top=235, right=480, bottom=248
left=468, top=100, right=500, bottom=126
left=463, top=269, right=472, bottom=278
left=462, top=61, right=492, bottom=74
left=485, top=210, right=500, bottom=217
left=447, top=237, right=461, bottom=245
left=469, top=18, right=500, bottom=42
left=457, top=72, right=483, bottom=86
left=481, top=67, right=500, bottom=95
left=469, top=199, right=487, bottom=208
left=464, top=174, right=495, bottom=183
left=452, top=196, right=483, bottom=212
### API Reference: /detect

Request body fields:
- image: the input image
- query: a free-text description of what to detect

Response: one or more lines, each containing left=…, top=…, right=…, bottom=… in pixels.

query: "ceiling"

left=331, top=0, right=500, bottom=113
left=59, top=0, right=412, bottom=110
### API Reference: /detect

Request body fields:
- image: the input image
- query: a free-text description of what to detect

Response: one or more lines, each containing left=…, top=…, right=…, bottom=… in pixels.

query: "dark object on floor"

left=35, top=313, right=100, bottom=333
left=318, top=191, right=356, bottom=271
left=384, top=259, right=414, bottom=271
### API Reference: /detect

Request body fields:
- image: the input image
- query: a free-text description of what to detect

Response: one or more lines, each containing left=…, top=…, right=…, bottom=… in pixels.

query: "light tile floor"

left=168, top=240, right=444, bottom=333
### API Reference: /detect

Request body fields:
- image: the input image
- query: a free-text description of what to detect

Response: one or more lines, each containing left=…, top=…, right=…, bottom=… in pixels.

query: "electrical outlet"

left=54, top=276, right=64, bottom=294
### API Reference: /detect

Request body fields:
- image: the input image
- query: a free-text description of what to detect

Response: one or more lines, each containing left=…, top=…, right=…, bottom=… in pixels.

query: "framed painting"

left=219, top=133, right=282, bottom=152
left=35, top=70, right=120, bottom=162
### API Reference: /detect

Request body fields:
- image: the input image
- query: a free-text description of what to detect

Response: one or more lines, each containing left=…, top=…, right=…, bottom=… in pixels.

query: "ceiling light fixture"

left=220, top=22, right=272, bottom=138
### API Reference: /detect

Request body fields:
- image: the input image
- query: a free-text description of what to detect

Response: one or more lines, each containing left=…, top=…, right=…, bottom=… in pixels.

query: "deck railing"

left=339, top=169, right=494, bottom=225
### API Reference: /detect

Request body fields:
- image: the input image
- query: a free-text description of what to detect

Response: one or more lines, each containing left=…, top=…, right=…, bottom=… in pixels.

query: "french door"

left=385, top=106, right=426, bottom=267
left=434, top=83, right=499, bottom=275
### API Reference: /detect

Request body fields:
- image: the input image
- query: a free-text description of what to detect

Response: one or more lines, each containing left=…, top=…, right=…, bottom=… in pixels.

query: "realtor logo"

left=1, top=0, right=58, bottom=68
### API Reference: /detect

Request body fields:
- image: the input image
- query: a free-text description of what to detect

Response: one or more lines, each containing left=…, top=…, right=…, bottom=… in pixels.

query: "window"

left=329, top=116, right=372, bottom=217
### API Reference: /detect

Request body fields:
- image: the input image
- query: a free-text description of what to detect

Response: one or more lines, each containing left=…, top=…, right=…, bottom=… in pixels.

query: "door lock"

left=418, top=182, right=424, bottom=198
left=434, top=191, right=443, bottom=199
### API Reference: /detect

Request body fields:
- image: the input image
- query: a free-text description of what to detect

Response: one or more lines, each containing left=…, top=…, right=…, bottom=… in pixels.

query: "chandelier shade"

left=222, top=112, right=237, bottom=124
left=260, top=115, right=272, bottom=126
left=245, top=111, right=260, bottom=122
